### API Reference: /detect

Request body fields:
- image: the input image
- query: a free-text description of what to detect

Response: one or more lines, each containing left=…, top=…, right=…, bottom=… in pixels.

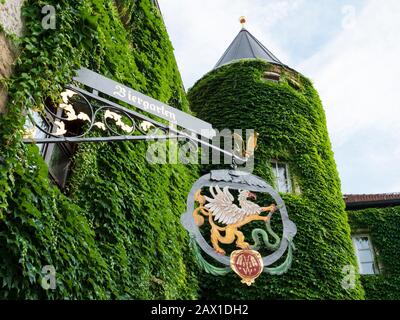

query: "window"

left=271, top=161, right=292, bottom=193
left=288, top=78, right=301, bottom=90
left=352, top=235, right=379, bottom=275
left=262, top=71, right=280, bottom=83
left=46, top=143, right=73, bottom=188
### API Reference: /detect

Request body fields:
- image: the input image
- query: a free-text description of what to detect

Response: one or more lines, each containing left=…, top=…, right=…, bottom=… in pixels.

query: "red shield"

left=230, top=249, right=264, bottom=286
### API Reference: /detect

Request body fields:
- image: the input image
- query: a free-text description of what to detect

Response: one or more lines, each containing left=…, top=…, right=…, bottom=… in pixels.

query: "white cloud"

left=299, top=0, right=400, bottom=193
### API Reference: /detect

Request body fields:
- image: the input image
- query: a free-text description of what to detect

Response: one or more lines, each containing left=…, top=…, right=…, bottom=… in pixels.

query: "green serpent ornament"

left=250, top=219, right=281, bottom=251
left=265, top=241, right=295, bottom=275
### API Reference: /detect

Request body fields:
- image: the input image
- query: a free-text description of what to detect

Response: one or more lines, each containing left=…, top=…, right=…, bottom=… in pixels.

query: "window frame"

left=262, top=71, right=280, bottom=83
left=351, top=234, right=379, bottom=275
left=271, top=161, right=292, bottom=193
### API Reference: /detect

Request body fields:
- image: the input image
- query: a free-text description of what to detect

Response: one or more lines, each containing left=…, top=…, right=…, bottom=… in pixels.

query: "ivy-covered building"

left=187, top=25, right=400, bottom=300
left=345, top=193, right=400, bottom=300
left=0, top=0, right=399, bottom=300
left=0, top=0, right=199, bottom=299
left=188, top=25, right=363, bottom=299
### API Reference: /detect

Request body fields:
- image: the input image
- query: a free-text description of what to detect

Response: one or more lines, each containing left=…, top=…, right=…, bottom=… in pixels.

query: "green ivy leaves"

left=0, top=0, right=198, bottom=299
left=188, top=60, right=364, bottom=300
left=349, top=207, right=400, bottom=299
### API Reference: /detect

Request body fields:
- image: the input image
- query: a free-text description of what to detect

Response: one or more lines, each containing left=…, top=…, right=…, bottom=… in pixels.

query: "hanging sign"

left=181, top=170, right=297, bottom=285
left=73, top=68, right=216, bottom=139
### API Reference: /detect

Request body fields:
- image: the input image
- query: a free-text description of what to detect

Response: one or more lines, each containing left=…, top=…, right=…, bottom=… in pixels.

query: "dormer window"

left=288, top=78, right=301, bottom=90
left=271, top=161, right=292, bottom=193
left=262, top=71, right=280, bottom=83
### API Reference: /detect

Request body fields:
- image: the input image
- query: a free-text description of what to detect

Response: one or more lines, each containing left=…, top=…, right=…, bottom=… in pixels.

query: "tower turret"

left=188, top=21, right=364, bottom=299
left=214, top=21, right=283, bottom=69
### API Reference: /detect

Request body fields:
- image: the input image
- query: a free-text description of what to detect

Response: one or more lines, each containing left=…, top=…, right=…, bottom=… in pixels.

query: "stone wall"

left=0, top=0, right=25, bottom=113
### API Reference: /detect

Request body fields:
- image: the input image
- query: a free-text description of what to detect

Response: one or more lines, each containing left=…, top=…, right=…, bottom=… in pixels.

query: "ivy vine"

left=0, top=0, right=198, bottom=299
left=188, top=60, right=365, bottom=299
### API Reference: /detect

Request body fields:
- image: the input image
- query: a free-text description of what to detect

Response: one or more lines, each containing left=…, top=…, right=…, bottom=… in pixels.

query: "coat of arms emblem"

left=181, top=170, right=297, bottom=285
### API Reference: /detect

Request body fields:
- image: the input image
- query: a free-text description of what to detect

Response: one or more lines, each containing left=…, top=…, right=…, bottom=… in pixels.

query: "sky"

left=158, top=0, right=400, bottom=194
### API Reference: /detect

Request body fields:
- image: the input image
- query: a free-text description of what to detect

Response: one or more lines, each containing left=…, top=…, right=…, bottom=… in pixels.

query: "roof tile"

left=344, top=193, right=400, bottom=203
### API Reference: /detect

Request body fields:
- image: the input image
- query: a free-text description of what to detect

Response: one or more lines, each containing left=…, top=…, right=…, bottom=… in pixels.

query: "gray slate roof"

left=214, top=28, right=283, bottom=69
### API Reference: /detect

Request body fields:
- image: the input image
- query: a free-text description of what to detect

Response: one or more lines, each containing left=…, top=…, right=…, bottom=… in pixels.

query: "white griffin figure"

left=204, top=186, right=264, bottom=225
left=193, top=185, right=277, bottom=254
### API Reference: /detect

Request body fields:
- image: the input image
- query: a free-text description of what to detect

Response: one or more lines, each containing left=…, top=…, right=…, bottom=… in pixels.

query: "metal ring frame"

left=181, top=170, right=297, bottom=269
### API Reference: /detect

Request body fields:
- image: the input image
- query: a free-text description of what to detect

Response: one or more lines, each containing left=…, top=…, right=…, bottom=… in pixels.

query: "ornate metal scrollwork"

left=23, top=87, right=209, bottom=156
left=22, top=67, right=255, bottom=166
left=24, top=88, right=159, bottom=142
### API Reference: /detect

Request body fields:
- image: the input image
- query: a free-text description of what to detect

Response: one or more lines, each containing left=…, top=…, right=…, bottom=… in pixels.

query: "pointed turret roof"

left=214, top=27, right=283, bottom=69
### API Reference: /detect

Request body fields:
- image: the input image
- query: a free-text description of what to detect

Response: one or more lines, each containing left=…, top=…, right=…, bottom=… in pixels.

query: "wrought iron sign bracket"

left=20, top=68, right=298, bottom=284
left=22, top=68, right=251, bottom=164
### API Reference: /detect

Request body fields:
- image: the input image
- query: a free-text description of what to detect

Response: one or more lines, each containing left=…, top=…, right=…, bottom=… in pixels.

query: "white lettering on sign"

left=74, top=68, right=215, bottom=138
left=113, top=85, right=176, bottom=122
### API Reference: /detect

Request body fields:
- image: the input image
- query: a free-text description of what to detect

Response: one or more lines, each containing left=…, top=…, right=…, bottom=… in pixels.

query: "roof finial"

left=239, top=16, right=246, bottom=28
